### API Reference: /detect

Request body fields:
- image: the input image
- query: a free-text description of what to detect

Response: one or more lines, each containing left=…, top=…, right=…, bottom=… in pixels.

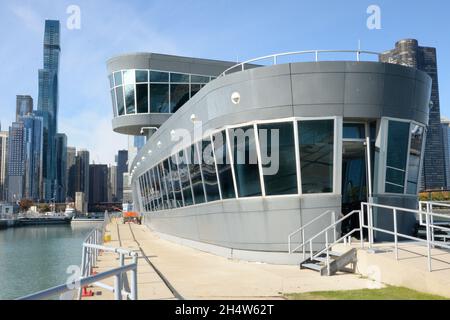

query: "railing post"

left=309, top=241, right=313, bottom=260
left=430, top=203, right=435, bottom=246
left=315, top=51, right=319, bottom=62
left=302, top=231, right=306, bottom=261
left=359, top=209, right=364, bottom=249
left=273, top=55, right=277, bottom=65
left=332, top=211, right=337, bottom=243
left=325, top=232, right=330, bottom=276
left=369, top=204, right=374, bottom=248
left=114, top=274, right=122, bottom=300
left=425, top=208, right=432, bottom=272
left=393, top=209, right=398, bottom=260
left=130, top=255, right=138, bottom=300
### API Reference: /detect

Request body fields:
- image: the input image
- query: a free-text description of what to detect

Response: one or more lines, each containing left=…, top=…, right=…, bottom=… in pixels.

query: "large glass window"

left=177, top=150, right=194, bottom=206
left=150, top=84, right=170, bottom=113
left=115, top=86, right=125, bottom=116
left=123, top=70, right=135, bottom=85
left=212, top=131, right=235, bottom=199
left=385, top=121, right=410, bottom=193
left=150, top=71, right=169, bottom=82
left=190, top=84, right=205, bottom=98
left=136, top=84, right=148, bottom=114
left=169, top=156, right=184, bottom=207
left=157, top=165, right=169, bottom=210
left=343, top=123, right=365, bottom=140
left=191, top=75, right=210, bottom=84
left=125, top=85, right=135, bottom=114
left=163, top=160, right=176, bottom=208
left=406, top=124, right=425, bottom=194
left=110, top=90, right=117, bottom=117
left=201, top=138, right=221, bottom=202
left=170, top=84, right=190, bottom=113
left=258, top=122, right=298, bottom=195
left=108, top=75, right=114, bottom=88
left=170, top=73, right=189, bottom=83
left=114, top=71, right=122, bottom=86
left=298, top=120, right=334, bottom=194
left=151, top=167, right=162, bottom=210
left=188, top=145, right=206, bottom=204
left=229, top=126, right=262, bottom=197
left=135, top=70, right=148, bottom=83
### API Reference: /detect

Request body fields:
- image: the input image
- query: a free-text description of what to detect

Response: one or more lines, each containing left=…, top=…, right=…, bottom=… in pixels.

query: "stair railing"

left=288, top=210, right=336, bottom=255
left=289, top=210, right=364, bottom=275
left=418, top=201, right=450, bottom=244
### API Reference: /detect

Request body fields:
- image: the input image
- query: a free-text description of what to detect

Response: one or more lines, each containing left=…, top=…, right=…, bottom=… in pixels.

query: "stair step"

left=313, top=257, right=334, bottom=263
left=301, top=263, right=323, bottom=272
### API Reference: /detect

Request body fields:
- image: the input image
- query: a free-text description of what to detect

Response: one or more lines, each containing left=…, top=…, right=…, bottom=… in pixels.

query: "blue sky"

left=0, top=0, right=448, bottom=164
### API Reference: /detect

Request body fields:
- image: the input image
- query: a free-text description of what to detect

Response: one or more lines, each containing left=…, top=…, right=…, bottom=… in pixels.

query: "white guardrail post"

left=393, top=208, right=398, bottom=260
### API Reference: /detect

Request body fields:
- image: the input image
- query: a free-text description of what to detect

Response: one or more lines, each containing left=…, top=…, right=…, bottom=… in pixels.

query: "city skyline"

left=0, top=0, right=449, bottom=165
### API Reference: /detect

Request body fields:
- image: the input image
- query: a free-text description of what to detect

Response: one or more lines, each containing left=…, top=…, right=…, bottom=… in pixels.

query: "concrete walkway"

left=83, top=220, right=378, bottom=300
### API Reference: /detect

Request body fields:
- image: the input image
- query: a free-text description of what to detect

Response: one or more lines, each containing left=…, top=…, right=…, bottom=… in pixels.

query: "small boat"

left=71, top=212, right=104, bottom=224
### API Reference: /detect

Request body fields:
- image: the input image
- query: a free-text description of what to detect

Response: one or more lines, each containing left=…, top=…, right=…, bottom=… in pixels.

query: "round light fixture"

left=231, top=92, right=241, bottom=105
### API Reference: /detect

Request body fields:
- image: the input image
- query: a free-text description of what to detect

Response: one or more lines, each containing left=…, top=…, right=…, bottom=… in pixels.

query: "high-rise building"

left=7, top=122, right=25, bottom=202
left=0, top=129, right=8, bottom=202
left=20, top=114, right=43, bottom=201
left=38, top=20, right=61, bottom=201
left=381, top=39, right=445, bottom=190
left=75, top=149, right=90, bottom=203
left=108, top=165, right=117, bottom=203
left=89, top=164, right=108, bottom=204
left=16, top=96, right=33, bottom=121
left=66, top=146, right=76, bottom=201
left=441, top=118, right=450, bottom=189
left=55, top=134, right=67, bottom=202
left=116, top=150, right=128, bottom=202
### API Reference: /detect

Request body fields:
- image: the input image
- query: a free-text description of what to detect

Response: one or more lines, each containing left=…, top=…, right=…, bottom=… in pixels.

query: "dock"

left=83, top=219, right=377, bottom=300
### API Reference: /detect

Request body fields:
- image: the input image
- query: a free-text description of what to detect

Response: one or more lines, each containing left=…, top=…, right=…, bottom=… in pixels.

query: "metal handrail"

left=361, top=202, right=450, bottom=272
left=288, top=210, right=335, bottom=254
left=219, top=49, right=380, bottom=77
left=18, top=262, right=138, bottom=300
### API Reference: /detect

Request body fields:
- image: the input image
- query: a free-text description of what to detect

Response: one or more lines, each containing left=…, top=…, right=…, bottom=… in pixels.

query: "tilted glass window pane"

left=124, top=85, right=136, bottom=114
left=177, top=150, right=194, bottom=206
left=191, top=75, right=210, bottom=84
left=109, top=75, right=114, bottom=88
left=258, top=122, right=298, bottom=195
left=187, top=144, right=206, bottom=204
left=170, top=73, right=190, bottom=83
left=114, top=71, right=122, bottom=86
left=385, top=121, right=409, bottom=193
left=190, top=84, right=204, bottom=98
left=170, top=84, right=190, bottom=113
left=136, top=84, right=149, bottom=114
left=298, top=120, right=334, bottom=194
left=162, top=160, right=176, bottom=208
left=201, top=138, right=221, bottom=202
left=145, top=171, right=152, bottom=211
left=140, top=175, right=147, bottom=211
left=123, top=70, right=135, bottom=85
left=343, top=123, right=365, bottom=140
left=169, top=156, right=184, bottom=208
left=157, top=165, right=169, bottom=210
left=229, top=126, right=262, bottom=197
left=138, top=177, right=145, bottom=211
left=212, top=131, right=235, bottom=199
left=150, top=84, right=170, bottom=113
left=135, top=70, right=149, bottom=83
left=150, top=71, right=169, bottom=83
left=407, top=124, right=424, bottom=194
left=115, top=86, right=125, bottom=116
left=151, top=167, right=162, bottom=211
left=110, top=89, right=117, bottom=117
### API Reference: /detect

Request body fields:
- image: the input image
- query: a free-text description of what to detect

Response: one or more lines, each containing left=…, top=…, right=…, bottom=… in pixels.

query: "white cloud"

left=9, top=4, right=43, bottom=34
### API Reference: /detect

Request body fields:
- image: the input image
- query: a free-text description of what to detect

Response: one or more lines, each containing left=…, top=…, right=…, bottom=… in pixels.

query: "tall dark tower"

left=381, top=39, right=445, bottom=191
left=38, top=20, right=61, bottom=201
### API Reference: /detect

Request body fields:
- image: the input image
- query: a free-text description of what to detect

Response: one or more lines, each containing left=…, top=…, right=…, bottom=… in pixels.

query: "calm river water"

left=0, top=223, right=101, bottom=300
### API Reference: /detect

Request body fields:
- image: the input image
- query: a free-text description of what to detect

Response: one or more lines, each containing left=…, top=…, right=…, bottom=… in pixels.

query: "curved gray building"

left=107, top=51, right=432, bottom=263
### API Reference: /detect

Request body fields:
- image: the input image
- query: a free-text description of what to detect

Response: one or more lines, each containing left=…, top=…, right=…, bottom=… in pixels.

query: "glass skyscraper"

left=38, top=20, right=61, bottom=201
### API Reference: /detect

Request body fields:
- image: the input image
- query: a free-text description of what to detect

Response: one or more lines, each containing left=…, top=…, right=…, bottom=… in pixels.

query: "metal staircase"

left=288, top=210, right=363, bottom=276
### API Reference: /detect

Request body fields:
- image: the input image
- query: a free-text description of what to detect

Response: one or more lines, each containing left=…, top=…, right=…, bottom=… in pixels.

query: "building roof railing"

left=219, top=49, right=381, bottom=77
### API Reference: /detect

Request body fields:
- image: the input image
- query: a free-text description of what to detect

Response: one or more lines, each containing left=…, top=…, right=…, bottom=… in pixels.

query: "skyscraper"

left=441, top=118, right=450, bottom=188
left=38, top=20, right=61, bottom=201
left=0, top=129, right=8, bottom=202
left=55, top=133, right=67, bottom=202
left=20, top=114, right=43, bottom=201
left=381, top=39, right=445, bottom=190
left=16, top=96, right=33, bottom=121
left=89, top=164, right=108, bottom=204
left=7, top=122, right=25, bottom=202
left=75, top=149, right=90, bottom=204
left=116, top=150, right=128, bottom=202
left=108, top=165, right=117, bottom=202
left=66, top=146, right=76, bottom=201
